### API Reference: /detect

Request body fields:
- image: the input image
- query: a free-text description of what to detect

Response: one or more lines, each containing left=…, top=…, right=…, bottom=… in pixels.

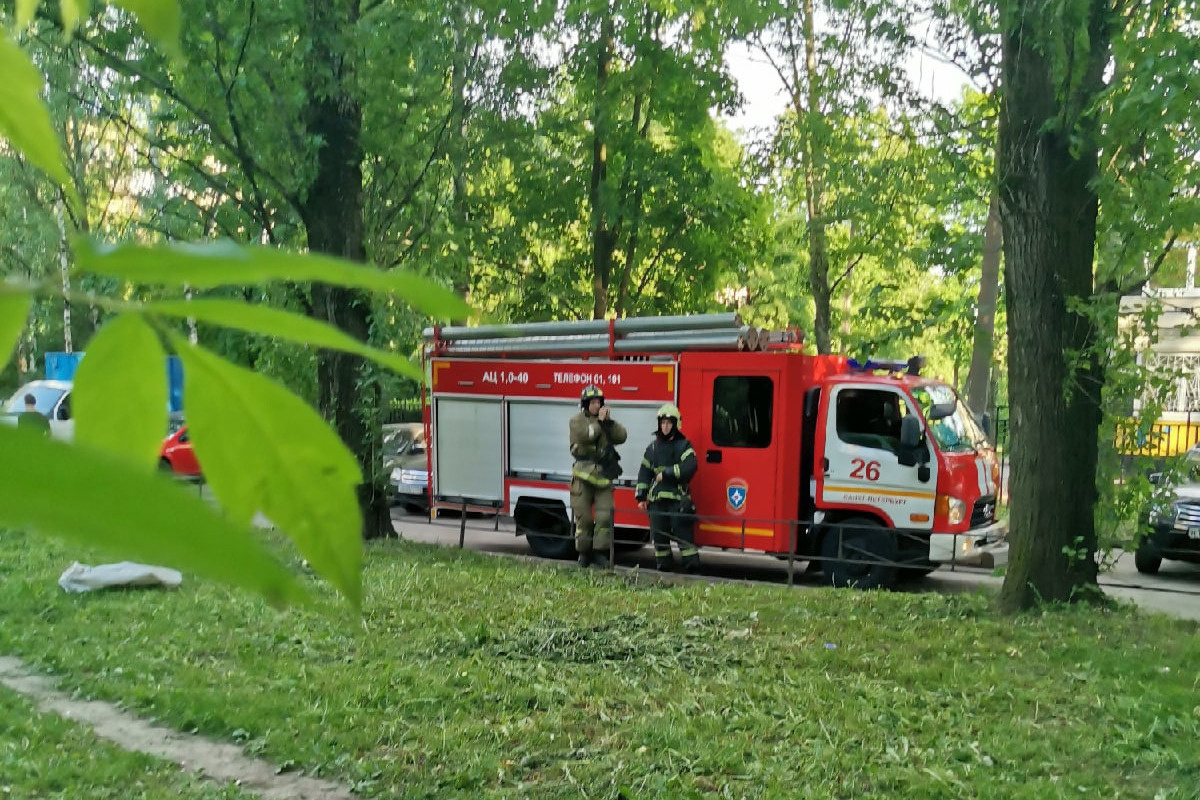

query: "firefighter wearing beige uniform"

left=569, top=385, right=628, bottom=568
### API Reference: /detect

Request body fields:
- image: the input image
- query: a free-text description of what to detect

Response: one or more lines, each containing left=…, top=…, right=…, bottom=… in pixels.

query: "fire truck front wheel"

left=515, top=500, right=576, bottom=560
left=820, top=517, right=898, bottom=590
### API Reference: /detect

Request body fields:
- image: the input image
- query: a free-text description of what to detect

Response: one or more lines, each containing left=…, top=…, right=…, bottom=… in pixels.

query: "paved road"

left=389, top=508, right=1200, bottom=621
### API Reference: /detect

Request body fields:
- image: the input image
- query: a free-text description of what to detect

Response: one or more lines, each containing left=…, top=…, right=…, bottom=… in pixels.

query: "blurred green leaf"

left=110, top=0, right=181, bottom=61
left=145, top=299, right=421, bottom=380
left=75, top=239, right=472, bottom=321
left=0, top=33, right=72, bottom=189
left=73, top=314, right=168, bottom=470
left=0, top=427, right=306, bottom=606
left=60, top=0, right=90, bottom=33
left=15, top=0, right=40, bottom=28
left=0, top=287, right=32, bottom=374
left=171, top=336, right=363, bottom=608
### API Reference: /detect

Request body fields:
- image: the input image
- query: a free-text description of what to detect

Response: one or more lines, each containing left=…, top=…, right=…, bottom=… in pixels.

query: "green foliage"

left=144, top=298, right=422, bottom=381
left=0, top=0, right=477, bottom=605
left=108, top=0, right=182, bottom=60
left=0, top=430, right=307, bottom=604
left=171, top=335, right=364, bottom=609
left=453, top=0, right=764, bottom=322
left=1093, top=0, right=1199, bottom=292
left=0, top=33, right=72, bottom=189
left=72, top=314, right=169, bottom=470
left=3, top=531, right=1200, bottom=798
left=75, top=239, right=473, bottom=322
left=0, top=286, right=32, bottom=372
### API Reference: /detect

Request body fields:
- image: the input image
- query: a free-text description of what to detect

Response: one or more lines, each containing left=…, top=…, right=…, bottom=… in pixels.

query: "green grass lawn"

left=0, top=687, right=257, bottom=799
left=1, top=529, right=1198, bottom=799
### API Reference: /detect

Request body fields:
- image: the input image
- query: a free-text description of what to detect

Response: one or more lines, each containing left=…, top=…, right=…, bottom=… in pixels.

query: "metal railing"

left=426, top=501, right=994, bottom=587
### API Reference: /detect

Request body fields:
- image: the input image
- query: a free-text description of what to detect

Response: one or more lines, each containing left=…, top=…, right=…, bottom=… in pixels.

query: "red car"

left=160, top=423, right=202, bottom=478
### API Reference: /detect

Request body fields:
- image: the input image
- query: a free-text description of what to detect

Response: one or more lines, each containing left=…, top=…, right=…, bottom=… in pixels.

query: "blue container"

left=44, top=352, right=85, bottom=382
left=167, top=355, right=184, bottom=413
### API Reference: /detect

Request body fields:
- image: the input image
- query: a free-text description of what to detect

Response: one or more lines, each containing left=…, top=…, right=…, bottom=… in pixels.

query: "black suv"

left=1139, top=446, right=1200, bottom=574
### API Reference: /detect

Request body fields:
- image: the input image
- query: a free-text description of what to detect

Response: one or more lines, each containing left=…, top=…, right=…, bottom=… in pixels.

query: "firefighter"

left=636, top=403, right=700, bottom=572
left=569, top=385, right=628, bottom=568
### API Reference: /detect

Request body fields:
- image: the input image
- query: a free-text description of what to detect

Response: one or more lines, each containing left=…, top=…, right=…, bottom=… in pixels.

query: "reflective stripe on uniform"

left=572, top=464, right=611, bottom=487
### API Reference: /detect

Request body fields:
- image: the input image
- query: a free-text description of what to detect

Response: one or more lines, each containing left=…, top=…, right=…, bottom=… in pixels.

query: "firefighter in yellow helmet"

left=569, top=385, right=628, bottom=568
left=636, top=402, right=700, bottom=572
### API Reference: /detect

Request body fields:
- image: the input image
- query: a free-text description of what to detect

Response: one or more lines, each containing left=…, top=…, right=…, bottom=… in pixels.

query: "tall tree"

left=457, top=0, right=763, bottom=323
left=929, top=0, right=1004, bottom=413
left=27, top=0, right=487, bottom=538
left=742, top=0, right=921, bottom=353
left=995, top=0, right=1118, bottom=609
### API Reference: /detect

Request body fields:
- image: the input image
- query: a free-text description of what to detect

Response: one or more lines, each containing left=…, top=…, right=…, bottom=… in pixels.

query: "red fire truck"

left=421, top=313, right=1005, bottom=588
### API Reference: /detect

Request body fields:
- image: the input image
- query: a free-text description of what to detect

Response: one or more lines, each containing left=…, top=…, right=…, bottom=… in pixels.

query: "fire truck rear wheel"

left=820, top=517, right=898, bottom=590
left=516, top=502, right=576, bottom=560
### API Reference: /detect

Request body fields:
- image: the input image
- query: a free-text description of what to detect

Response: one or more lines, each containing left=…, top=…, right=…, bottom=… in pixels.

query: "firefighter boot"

left=577, top=551, right=592, bottom=568
left=590, top=551, right=610, bottom=569
left=654, top=546, right=675, bottom=572
left=681, top=548, right=701, bottom=575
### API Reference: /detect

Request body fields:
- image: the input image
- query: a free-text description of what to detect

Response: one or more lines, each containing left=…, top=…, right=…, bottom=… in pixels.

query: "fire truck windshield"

left=911, top=385, right=988, bottom=454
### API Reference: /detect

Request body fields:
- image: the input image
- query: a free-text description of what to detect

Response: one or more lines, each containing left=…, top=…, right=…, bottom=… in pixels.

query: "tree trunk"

left=300, top=0, right=393, bottom=540
left=615, top=88, right=650, bottom=318
left=800, top=0, right=832, bottom=354
left=589, top=13, right=616, bottom=320
left=55, top=198, right=73, bottom=353
left=965, top=191, right=1002, bottom=415
left=996, top=0, right=1115, bottom=611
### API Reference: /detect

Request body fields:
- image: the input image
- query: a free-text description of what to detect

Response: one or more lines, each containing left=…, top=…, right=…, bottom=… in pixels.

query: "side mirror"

left=1149, top=472, right=1163, bottom=485
left=928, top=401, right=956, bottom=421
left=898, top=416, right=925, bottom=468
left=918, top=464, right=931, bottom=483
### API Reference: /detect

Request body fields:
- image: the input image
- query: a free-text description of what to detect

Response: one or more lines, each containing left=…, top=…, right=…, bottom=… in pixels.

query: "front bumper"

left=929, top=520, right=1008, bottom=567
left=390, top=468, right=429, bottom=497
left=1143, top=522, right=1200, bottom=559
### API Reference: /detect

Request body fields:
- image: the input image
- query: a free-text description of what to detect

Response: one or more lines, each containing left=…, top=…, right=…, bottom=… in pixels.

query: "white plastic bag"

left=58, top=561, right=183, bottom=593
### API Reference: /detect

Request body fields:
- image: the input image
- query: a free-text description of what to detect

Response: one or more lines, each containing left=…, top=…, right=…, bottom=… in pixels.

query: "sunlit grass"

left=1, top=529, right=1198, bottom=799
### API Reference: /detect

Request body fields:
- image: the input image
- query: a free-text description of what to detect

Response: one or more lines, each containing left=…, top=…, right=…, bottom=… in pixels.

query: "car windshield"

left=383, top=425, right=425, bottom=457
left=910, top=384, right=988, bottom=454
left=4, top=385, right=66, bottom=415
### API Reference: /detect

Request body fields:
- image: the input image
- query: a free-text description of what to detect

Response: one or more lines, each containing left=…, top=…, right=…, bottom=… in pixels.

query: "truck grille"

left=1173, top=502, right=1200, bottom=529
left=971, top=496, right=997, bottom=528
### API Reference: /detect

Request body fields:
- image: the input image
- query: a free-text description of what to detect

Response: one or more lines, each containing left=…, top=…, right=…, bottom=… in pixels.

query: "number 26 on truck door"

left=850, top=459, right=881, bottom=481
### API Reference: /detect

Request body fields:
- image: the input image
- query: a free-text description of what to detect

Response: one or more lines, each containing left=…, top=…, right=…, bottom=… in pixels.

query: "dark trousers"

left=648, top=499, right=699, bottom=568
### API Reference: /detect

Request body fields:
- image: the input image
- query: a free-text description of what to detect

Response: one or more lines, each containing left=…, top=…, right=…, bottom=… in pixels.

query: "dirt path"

left=0, top=656, right=356, bottom=800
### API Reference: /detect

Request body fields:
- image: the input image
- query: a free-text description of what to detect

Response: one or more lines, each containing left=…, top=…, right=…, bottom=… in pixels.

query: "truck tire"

left=820, top=517, right=897, bottom=590
left=515, top=500, right=576, bottom=560
left=1134, top=545, right=1162, bottom=575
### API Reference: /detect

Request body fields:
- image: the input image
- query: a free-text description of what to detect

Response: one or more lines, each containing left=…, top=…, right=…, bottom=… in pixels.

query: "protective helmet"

left=657, top=403, right=681, bottom=424
left=580, top=385, right=605, bottom=408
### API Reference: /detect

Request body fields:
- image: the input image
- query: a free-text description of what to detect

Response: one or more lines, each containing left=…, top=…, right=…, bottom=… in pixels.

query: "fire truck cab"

left=423, top=315, right=1005, bottom=589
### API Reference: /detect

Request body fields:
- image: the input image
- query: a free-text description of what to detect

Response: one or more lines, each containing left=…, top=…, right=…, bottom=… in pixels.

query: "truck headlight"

left=936, top=495, right=967, bottom=525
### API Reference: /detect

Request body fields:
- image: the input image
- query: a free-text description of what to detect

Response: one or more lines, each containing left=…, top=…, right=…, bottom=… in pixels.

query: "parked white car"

left=383, top=422, right=429, bottom=511
left=1, top=380, right=74, bottom=442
